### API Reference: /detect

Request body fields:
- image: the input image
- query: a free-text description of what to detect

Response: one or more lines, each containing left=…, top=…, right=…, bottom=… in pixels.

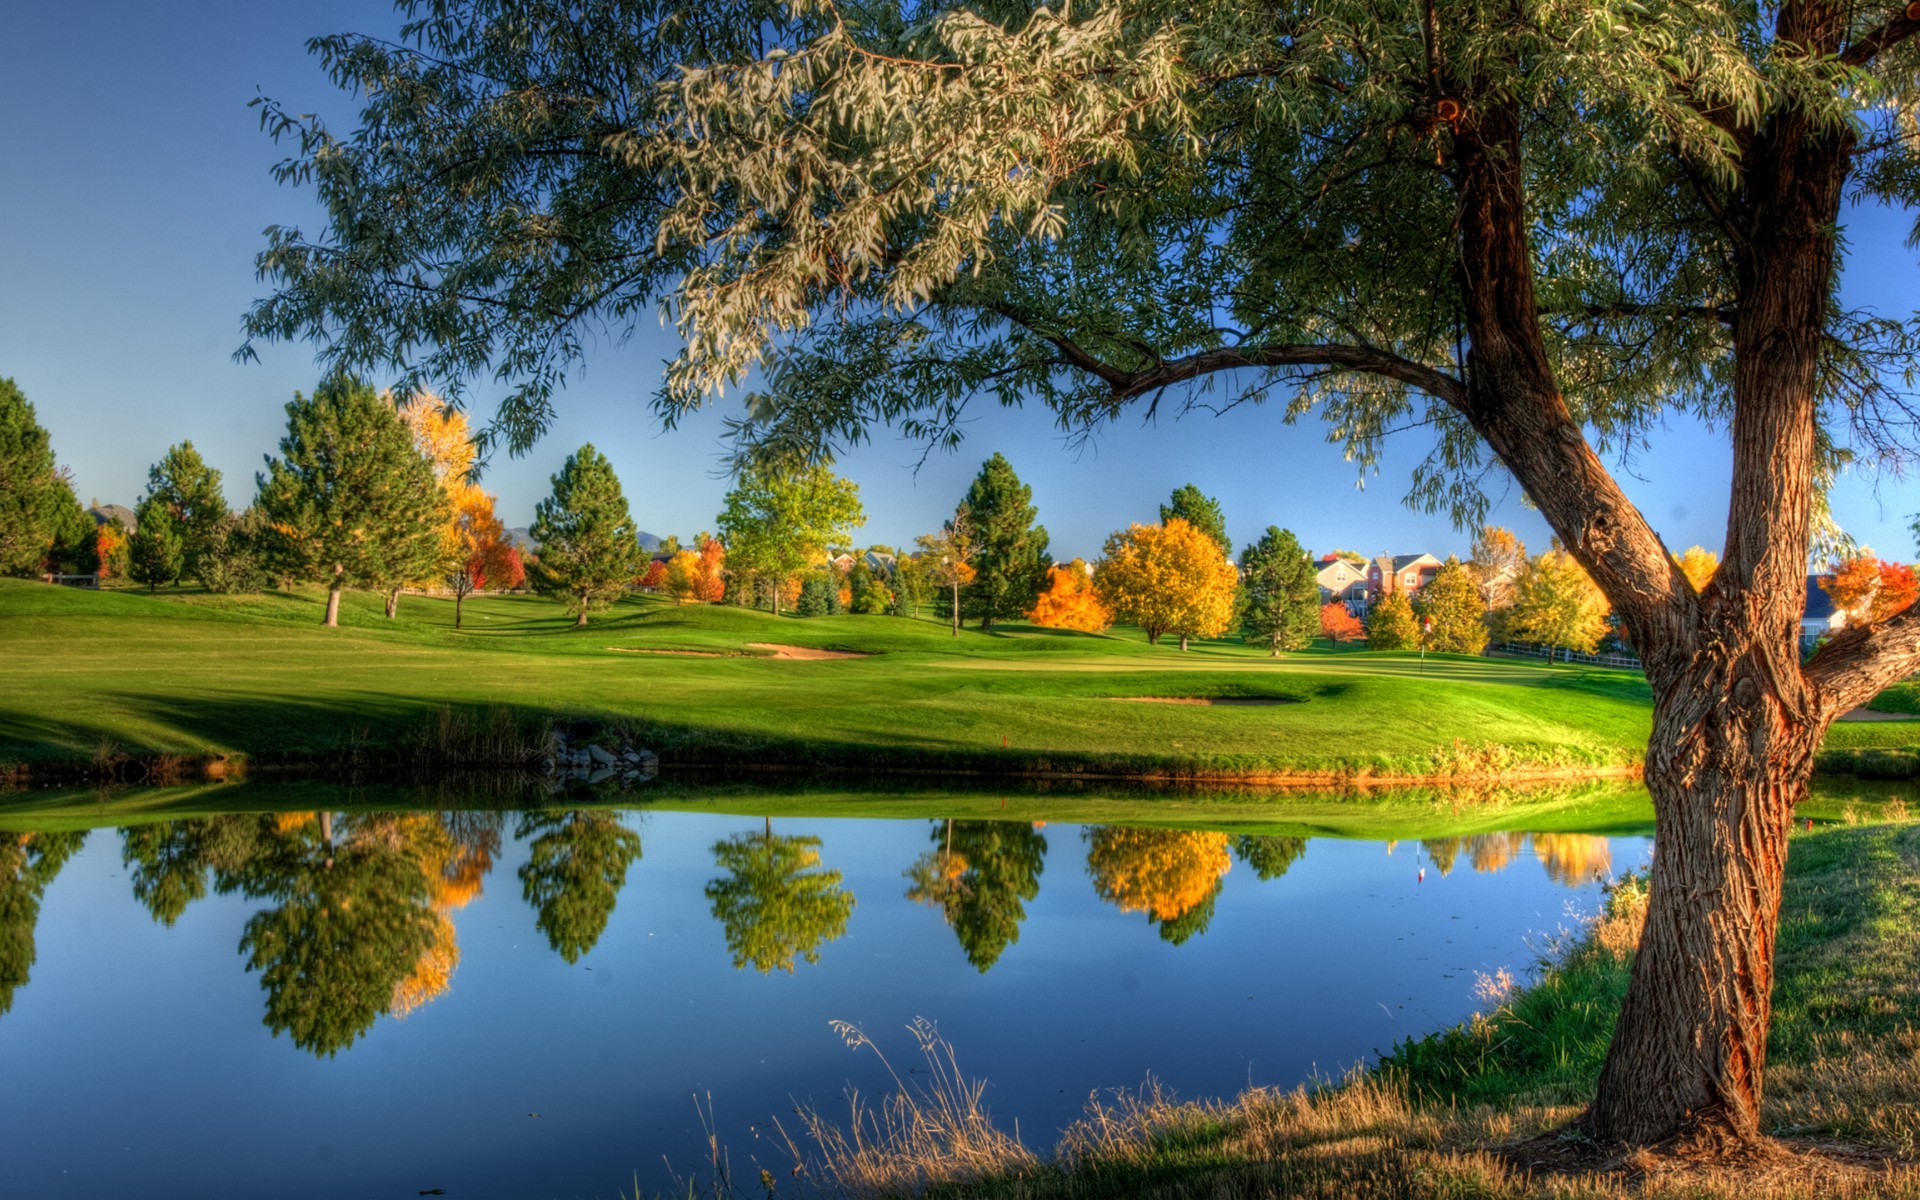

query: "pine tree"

left=1415, top=557, right=1490, bottom=655
left=0, top=378, right=69, bottom=576
left=959, top=454, right=1049, bottom=630
left=127, top=494, right=184, bottom=591
left=256, top=378, right=452, bottom=627
left=1160, top=484, right=1230, bottom=558
left=1238, top=527, right=1319, bottom=655
left=528, top=444, right=644, bottom=627
left=143, top=442, right=227, bottom=583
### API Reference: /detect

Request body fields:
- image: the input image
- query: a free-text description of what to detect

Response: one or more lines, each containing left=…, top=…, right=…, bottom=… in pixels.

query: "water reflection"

left=0, top=806, right=1636, bottom=1062
left=905, top=819, right=1048, bottom=971
left=705, top=818, right=855, bottom=972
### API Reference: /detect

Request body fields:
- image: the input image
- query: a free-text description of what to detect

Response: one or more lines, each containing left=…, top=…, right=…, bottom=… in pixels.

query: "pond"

left=0, top=780, right=1653, bottom=1199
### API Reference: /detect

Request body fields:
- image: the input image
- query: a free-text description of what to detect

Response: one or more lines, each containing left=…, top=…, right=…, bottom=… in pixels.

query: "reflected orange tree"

left=1085, top=827, right=1230, bottom=945
left=706, top=820, right=853, bottom=972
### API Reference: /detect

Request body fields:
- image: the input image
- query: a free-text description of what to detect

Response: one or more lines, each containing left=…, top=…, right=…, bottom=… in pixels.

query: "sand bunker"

left=1114, top=696, right=1297, bottom=706
left=746, top=643, right=872, bottom=660
left=1838, top=707, right=1920, bottom=722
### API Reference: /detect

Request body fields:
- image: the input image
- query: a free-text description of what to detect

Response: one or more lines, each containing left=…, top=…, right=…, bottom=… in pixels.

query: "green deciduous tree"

left=1160, top=484, right=1230, bottom=558
left=528, top=444, right=645, bottom=627
left=0, top=379, right=70, bottom=576
left=256, top=379, right=451, bottom=627
left=143, top=442, right=227, bottom=583
left=245, top=0, right=1920, bottom=1149
left=516, top=810, right=643, bottom=963
left=705, top=821, right=854, bottom=973
left=198, top=509, right=274, bottom=594
left=959, top=454, right=1050, bottom=630
left=716, top=464, right=864, bottom=617
left=905, top=820, right=1047, bottom=972
left=1238, top=526, right=1319, bottom=655
left=1415, top=557, right=1490, bottom=656
left=0, top=831, right=86, bottom=1016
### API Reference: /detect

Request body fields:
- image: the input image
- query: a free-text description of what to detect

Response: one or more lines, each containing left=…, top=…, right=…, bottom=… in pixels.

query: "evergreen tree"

left=1160, top=484, right=1230, bottom=558
left=42, top=486, right=97, bottom=577
left=0, top=378, right=69, bottom=576
left=1416, top=557, right=1490, bottom=655
left=958, top=454, right=1050, bottom=630
left=199, top=509, right=273, bottom=594
left=848, top=558, right=888, bottom=614
left=795, top=573, right=833, bottom=616
left=1364, top=591, right=1419, bottom=651
left=143, top=442, right=227, bottom=583
left=1238, top=526, right=1320, bottom=655
left=0, top=830, right=86, bottom=1016
left=127, top=494, right=184, bottom=591
left=256, top=379, right=451, bottom=627
left=528, top=444, right=644, bottom=627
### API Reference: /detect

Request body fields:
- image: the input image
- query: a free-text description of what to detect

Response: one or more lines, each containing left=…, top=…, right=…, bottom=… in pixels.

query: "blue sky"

left=3, top=1, right=1916, bottom=563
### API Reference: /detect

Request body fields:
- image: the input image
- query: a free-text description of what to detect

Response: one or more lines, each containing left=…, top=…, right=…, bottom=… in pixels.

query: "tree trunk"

left=1588, top=645, right=1824, bottom=1146
left=575, top=608, right=589, bottom=628
left=1179, top=633, right=1189, bottom=652
left=454, top=590, right=464, bottom=630
left=950, top=582, right=960, bottom=635
left=385, top=586, right=400, bottom=619
left=323, top=578, right=343, bottom=627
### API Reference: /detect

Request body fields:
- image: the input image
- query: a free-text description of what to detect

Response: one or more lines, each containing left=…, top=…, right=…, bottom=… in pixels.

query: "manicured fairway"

left=1, top=578, right=1912, bottom=777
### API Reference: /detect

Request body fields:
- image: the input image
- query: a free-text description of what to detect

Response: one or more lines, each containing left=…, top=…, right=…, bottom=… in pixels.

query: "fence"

left=1487, top=641, right=1642, bottom=670
left=39, top=574, right=99, bottom=589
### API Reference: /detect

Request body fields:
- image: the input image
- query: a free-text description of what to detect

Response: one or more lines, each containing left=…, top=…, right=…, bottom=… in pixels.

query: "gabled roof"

left=1805, top=575, right=1838, bottom=621
left=89, top=504, right=136, bottom=531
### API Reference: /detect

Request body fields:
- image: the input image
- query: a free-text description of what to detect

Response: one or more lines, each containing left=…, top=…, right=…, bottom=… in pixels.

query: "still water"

left=0, top=789, right=1650, bottom=1199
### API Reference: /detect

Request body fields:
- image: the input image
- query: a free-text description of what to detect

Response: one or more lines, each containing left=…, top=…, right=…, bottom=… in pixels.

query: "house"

left=88, top=503, right=136, bottom=532
left=1802, top=575, right=1846, bottom=646
left=1314, top=555, right=1370, bottom=608
left=863, top=549, right=897, bottom=580
left=1367, top=553, right=1443, bottom=603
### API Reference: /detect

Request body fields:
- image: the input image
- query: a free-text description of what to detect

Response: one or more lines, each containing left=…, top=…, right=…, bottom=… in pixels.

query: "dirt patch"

left=1838, top=707, right=1920, bottom=722
left=606, top=646, right=732, bottom=657
left=745, top=643, right=872, bottom=660
left=1113, top=696, right=1300, bottom=707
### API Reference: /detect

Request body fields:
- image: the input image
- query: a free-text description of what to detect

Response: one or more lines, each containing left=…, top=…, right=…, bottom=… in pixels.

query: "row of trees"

left=7, top=807, right=1614, bottom=1043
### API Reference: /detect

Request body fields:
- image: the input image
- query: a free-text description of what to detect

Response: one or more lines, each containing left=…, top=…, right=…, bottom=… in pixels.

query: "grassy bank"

left=775, top=820, right=1919, bottom=1199
left=6, top=578, right=1916, bottom=784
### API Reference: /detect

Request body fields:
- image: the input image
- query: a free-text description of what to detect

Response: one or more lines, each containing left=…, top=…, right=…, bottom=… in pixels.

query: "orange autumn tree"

left=1085, top=826, right=1231, bottom=943
left=93, top=523, right=126, bottom=581
left=1822, top=555, right=1920, bottom=626
left=401, top=399, right=516, bottom=629
left=1094, top=518, right=1240, bottom=650
left=1319, top=600, right=1363, bottom=646
left=1027, top=558, right=1111, bottom=632
left=693, top=533, right=727, bottom=601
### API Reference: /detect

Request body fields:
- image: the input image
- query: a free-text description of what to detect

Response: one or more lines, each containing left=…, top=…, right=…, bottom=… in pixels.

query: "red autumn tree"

left=1319, top=601, right=1363, bottom=647
left=639, top=559, right=668, bottom=590
left=1821, top=556, right=1920, bottom=626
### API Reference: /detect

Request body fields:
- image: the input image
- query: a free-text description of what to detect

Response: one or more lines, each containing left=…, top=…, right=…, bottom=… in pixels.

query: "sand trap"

left=1838, top=707, right=1920, bottom=722
left=1114, top=696, right=1298, bottom=706
left=746, top=642, right=872, bottom=660
left=606, top=647, right=732, bottom=657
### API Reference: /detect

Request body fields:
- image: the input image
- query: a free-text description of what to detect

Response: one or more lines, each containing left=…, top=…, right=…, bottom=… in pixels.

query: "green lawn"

left=2, top=578, right=1913, bottom=779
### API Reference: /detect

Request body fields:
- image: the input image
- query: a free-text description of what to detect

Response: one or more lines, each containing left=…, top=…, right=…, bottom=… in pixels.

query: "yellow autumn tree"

left=1674, top=545, right=1719, bottom=593
left=663, top=549, right=701, bottom=602
left=1532, top=833, right=1613, bottom=887
left=1027, top=558, right=1112, bottom=632
left=1507, top=546, right=1611, bottom=657
left=1085, top=827, right=1230, bottom=922
left=401, top=398, right=515, bottom=628
left=1094, top=519, right=1240, bottom=650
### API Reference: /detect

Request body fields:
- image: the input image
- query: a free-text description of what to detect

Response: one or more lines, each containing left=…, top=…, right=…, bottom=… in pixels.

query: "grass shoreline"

left=3, top=578, right=1915, bottom=788
left=773, top=820, right=1920, bottom=1199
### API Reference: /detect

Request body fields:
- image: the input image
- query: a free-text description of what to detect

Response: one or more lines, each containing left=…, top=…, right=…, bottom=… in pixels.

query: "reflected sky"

left=0, top=806, right=1647, bottom=1199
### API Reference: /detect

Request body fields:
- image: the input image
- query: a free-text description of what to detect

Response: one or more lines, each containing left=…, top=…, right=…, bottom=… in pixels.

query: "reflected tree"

left=1230, top=835, right=1306, bottom=882
left=121, top=817, right=263, bottom=926
left=1532, top=834, right=1613, bottom=887
left=516, top=809, right=641, bottom=964
left=1085, top=827, right=1231, bottom=944
left=236, top=812, right=437, bottom=1058
left=905, top=820, right=1047, bottom=972
left=0, top=831, right=86, bottom=1016
left=706, top=820, right=853, bottom=973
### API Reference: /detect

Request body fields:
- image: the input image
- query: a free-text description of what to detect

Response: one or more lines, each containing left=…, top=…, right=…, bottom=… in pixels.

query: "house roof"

left=89, top=504, right=136, bottom=531
left=1805, top=575, right=1838, bottom=621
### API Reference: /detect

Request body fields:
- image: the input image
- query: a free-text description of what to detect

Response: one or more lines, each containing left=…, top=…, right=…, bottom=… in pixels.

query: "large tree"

left=142, top=442, right=228, bottom=584
left=244, top=0, right=1920, bottom=1151
left=256, top=379, right=451, bottom=627
left=715, top=463, right=864, bottom=616
left=0, top=378, right=71, bottom=577
left=528, top=444, right=645, bottom=627
left=1096, top=519, right=1240, bottom=650
left=1238, top=526, right=1320, bottom=655
left=958, top=453, right=1051, bottom=631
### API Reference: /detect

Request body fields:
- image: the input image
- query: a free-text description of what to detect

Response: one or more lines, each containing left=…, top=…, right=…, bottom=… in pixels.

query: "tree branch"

left=1841, top=3, right=1920, bottom=67
left=1804, top=604, right=1920, bottom=711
